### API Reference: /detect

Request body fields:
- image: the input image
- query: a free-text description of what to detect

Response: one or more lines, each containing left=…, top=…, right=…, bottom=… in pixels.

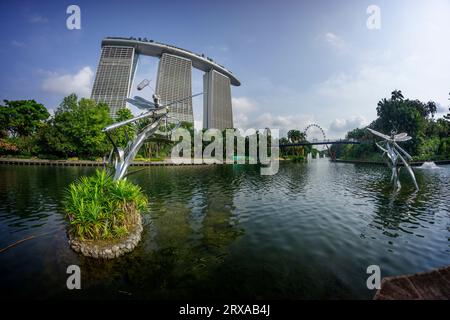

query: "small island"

left=65, top=170, right=148, bottom=258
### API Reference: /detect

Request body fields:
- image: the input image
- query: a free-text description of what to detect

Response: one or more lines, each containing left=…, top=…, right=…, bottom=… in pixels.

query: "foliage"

left=0, top=139, right=19, bottom=154
left=335, top=90, right=450, bottom=161
left=372, top=90, right=437, bottom=154
left=38, top=94, right=113, bottom=159
left=110, top=108, right=136, bottom=148
left=287, top=129, right=306, bottom=143
left=64, top=169, right=148, bottom=240
left=0, top=99, right=49, bottom=138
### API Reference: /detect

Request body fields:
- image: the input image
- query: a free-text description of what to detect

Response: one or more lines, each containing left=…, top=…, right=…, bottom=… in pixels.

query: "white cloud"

left=235, top=111, right=315, bottom=136
left=232, top=97, right=257, bottom=113
left=323, top=32, right=345, bottom=52
left=41, top=66, right=94, bottom=97
left=328, top=116, right=368, bottom=136
left=436, top=103, right=448, bottom=115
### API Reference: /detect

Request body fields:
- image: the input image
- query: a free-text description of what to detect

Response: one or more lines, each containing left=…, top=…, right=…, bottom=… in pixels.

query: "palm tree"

left=287, top=129, right=302, bottom=143
left=391, top=90, right=404, bottom=101
left=287, top=129, right=306, bottom=157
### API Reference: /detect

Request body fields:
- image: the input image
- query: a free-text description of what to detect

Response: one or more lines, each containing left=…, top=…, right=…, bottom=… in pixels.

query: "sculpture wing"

left=395, top=135, right=412, bottom=142
left=394, top=132, right=407, bottom=140
left=126, top=97, right=155, bottom=110
left=367, top=128, right=391, bottom=140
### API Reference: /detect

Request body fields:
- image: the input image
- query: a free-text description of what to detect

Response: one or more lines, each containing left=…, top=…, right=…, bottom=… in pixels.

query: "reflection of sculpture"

left=367, top=128, right=418, bottom=190
left=103, top=79, right=202, bottom=180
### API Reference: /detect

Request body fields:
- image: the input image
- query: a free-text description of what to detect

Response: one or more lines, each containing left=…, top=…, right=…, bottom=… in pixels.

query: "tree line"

left=0, top=94, right=160, bottom=160
left=1, top=90, right=449, bottom=162
left=331, top=90, right=450, bottom=161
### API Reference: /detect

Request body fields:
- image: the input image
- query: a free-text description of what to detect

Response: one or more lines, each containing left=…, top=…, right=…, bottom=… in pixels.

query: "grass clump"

left=64, top=169, right=148, bottom=240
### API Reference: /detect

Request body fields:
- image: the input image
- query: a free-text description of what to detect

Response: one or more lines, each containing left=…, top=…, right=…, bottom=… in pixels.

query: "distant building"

left=91, top=37, right=240, bottom=127
left=203, top=70, right=233, bottom=130
left=155, top=53, right=193, bottom=124
left=91, top=46, right=138, bottom=117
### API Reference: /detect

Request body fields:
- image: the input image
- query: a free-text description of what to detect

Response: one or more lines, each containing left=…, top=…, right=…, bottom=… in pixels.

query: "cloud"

left=29, top=14, right=48, bottom=24
left=11, top=40, right=25, bottom=48
left=328, top=116, right=368, bottom=135
left=323, top=32, right=345, bottom=51
left=41, top=66, right=94, bottom=97
left=235, top=111, right=315, bottom=136
left=232, top=97, right=257, bottom=113
left=436, top=103, right=448, bottom=114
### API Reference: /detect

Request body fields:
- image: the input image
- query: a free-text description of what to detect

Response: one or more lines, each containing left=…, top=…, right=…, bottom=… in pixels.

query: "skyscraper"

left=155, top=53, right=193, bottom=124
left=203, top=69, right=233, bottom=130
left=91, top=37, right=240, bottom=125
left=91, top=46, right=138, bottom=117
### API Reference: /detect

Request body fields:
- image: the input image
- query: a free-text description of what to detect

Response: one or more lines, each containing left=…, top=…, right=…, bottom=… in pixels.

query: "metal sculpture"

left=367, top=128, right=418, bottom=190
left=103, top=79, right=202, bottom=180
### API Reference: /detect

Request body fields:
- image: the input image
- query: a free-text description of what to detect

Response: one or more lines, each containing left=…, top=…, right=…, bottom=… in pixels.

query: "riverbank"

left=0, top=157, right=287, bottom=167
left=332, top=159, right=450, bottom=166
left=0, top=157, right=211, bottom=167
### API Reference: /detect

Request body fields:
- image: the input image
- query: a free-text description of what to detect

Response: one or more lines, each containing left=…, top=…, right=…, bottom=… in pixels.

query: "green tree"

left=0, top=99, right=49, bottom=137
left=39, top=94, right=112, bottom=158
left=287, top=129, right=305, bottom=143
left=111, top=108, right=135, bottom=148
left=373, top=90, right=430, bottom=154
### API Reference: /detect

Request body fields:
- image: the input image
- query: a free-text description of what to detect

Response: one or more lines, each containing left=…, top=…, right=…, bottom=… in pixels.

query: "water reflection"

left=0, top=162, right=449, bottom=299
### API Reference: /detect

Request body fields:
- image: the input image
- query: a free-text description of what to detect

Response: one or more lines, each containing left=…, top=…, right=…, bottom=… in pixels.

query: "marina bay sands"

left=90, top=36, right=240, bottom=130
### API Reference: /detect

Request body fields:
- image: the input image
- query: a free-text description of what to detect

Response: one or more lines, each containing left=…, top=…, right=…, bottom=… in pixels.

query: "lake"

left=0, top=160, right=449, bottom=299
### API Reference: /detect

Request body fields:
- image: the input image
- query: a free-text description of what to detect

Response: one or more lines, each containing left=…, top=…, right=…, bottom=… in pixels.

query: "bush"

left=291, top=155, right=305, bottom=162
left=64, top=170, right=148, bottom=240
left=0, top=139, right=19, bottom=155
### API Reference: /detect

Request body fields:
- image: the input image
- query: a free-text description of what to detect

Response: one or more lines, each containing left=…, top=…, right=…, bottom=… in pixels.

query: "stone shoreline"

left=68, top=215, right=143, bottom=259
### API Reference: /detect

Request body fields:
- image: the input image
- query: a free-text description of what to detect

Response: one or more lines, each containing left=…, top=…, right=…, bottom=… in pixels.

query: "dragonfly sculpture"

left=103, top=79, right=202, bottom=180
left=367, top=128, right=418, bottom=191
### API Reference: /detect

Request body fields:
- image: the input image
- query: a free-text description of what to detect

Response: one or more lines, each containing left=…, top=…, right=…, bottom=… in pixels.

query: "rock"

left=68, top=214, right=143, bottom=259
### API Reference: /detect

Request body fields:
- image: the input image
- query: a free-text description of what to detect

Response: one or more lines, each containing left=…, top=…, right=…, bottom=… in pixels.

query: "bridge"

left=279, top=139, right=360, bottom=148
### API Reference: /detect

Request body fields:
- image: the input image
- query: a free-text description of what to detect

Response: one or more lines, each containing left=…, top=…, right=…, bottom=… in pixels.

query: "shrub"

left=0, top=139, right=19, bottom=155
left=64, top=170, right=148, bottom=240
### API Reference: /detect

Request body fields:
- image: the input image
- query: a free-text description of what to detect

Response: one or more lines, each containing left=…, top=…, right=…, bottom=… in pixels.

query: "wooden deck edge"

left=374, top=265, right=450, bottom=300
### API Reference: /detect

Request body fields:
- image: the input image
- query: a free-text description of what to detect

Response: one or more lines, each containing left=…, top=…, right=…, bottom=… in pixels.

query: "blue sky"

left=1, top=0, right=449, bottom=138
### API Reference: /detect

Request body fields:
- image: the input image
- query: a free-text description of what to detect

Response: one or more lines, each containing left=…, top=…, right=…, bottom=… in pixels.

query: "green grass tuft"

left=64, top=169, right=148, bottom=240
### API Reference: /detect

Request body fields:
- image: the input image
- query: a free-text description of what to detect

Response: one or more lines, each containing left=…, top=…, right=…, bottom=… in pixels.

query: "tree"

left=39, top=94, right=112, bottom=158
left=287, top=129, right=304, bottom=143
left=373, top=90, right=429, bottom=154
left=0, top=99, right=49, bottom=137
left=111, top=108, right=135, bottom=148
left=391, top=89, right=404, bottom=101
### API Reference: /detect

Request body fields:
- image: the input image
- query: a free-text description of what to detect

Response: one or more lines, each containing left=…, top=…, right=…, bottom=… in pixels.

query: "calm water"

left=0, top=160, right=449, bottom=299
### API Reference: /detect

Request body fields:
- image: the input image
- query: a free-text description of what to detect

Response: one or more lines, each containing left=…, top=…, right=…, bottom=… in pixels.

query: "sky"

left=1, top=0, right=449, bottom=138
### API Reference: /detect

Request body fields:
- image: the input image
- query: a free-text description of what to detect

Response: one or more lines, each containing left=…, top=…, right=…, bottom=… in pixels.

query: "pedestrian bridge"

left=279, top=139, right=360, bottom=147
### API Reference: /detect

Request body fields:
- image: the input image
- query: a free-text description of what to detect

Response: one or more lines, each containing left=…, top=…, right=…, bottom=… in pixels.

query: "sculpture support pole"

left=367, top=128, right=418, bottom=191
left=114, top=118, right=163, bottom=180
